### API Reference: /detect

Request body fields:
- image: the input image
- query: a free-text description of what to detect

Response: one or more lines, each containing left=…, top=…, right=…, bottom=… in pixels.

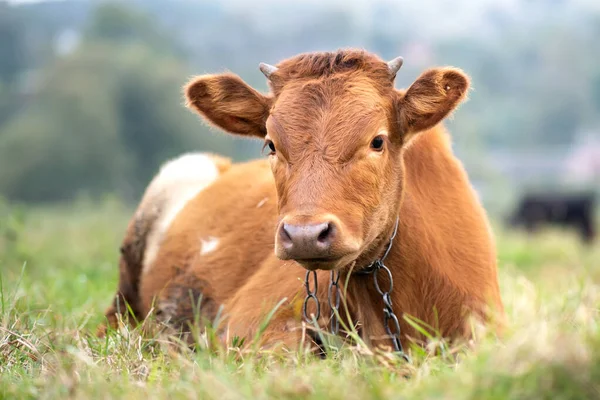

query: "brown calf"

left=100, top=49, right=504, bottom=353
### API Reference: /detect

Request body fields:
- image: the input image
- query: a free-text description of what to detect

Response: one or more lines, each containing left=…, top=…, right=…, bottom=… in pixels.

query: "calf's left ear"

left=396, top=67, right=470, bottom=140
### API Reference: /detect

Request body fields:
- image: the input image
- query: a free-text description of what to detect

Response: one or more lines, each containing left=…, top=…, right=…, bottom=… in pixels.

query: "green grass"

left=1, top=198, right=599, bottom=399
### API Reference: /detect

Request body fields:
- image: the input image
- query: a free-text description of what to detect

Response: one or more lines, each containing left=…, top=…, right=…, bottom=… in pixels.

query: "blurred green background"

left=0, top=0, right=599, bottom=215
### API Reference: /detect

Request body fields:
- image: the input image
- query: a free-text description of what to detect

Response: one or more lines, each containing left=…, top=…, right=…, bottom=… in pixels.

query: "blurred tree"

left=0, top=3, right=27, bottom=85
left=0, top=45, right=126, bottom=202
left=0, top=4, right=231, bottom=202
left=0, top=80, right=10, bottom=128
left=0, top=3, right=27, bottom=129
left=84, top=2, right=184, bottom=59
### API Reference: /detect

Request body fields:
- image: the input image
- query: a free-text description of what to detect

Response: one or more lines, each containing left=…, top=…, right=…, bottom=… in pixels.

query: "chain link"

left=328, top=270, right=341, bottom=335
left=372, top=261, right=410, bottom=362
left=302, top=270, right=320, bottom=323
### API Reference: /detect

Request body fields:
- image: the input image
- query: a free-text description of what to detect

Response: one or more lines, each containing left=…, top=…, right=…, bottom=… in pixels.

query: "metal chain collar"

left=302, top=218, right=409, bottom=362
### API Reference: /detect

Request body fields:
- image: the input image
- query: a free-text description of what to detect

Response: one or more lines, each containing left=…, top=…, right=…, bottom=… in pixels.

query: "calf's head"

left=185, top=50, right=469, bottom=271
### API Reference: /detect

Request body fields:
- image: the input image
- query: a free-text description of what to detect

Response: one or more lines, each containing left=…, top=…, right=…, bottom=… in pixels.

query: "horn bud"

left=259, top=62, right=278, bottom=79
left=387, top=56, right=404, bottom=78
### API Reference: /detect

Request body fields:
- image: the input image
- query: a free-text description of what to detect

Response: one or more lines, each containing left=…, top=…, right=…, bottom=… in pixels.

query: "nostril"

left=317, top=222, right=333, bottom=244
left=280, top=223, right=293, bottom=244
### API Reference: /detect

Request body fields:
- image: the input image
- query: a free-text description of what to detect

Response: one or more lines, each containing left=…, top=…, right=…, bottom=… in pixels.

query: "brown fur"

left=100, top=49, right=504, bottom=352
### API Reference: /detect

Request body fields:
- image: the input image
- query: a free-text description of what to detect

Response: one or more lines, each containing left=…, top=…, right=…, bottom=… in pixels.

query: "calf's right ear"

left=185, top=73, right=272, bottom=138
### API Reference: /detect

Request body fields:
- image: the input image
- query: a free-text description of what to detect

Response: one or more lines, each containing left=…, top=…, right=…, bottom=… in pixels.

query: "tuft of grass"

left=1, top=199, right=599, bottom=399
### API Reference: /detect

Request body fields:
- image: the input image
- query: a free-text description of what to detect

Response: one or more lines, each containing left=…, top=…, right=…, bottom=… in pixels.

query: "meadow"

left=1, top=198, right=599, bottom=399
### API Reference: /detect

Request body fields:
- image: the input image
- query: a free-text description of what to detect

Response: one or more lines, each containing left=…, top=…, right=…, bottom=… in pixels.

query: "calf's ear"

left=185, top=73, right=272, bottom=138
left=396, top=67, right=470, bottom=141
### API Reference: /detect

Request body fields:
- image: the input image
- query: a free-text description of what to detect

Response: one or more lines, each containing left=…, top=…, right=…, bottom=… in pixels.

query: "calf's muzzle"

left=278, top=219, right=336, bottom=261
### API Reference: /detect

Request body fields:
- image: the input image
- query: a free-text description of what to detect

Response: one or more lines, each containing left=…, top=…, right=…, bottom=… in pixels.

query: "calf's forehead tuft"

left=268, top=49, right=394, bottom=94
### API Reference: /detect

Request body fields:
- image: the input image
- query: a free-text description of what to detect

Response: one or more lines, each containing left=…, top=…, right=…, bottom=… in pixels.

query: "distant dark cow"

left=508, top=192, right=596, bottom=243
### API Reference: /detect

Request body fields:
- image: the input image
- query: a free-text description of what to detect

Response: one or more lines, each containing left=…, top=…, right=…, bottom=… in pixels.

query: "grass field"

left=1, top=198, right=599, bottom=399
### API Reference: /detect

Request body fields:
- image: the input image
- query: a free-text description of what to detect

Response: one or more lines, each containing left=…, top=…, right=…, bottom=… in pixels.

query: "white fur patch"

left=256, top=197, right=269, bottom=208
left=141, top=153, right=221, bottom=275
left=200, top=236, right=219, bottom=255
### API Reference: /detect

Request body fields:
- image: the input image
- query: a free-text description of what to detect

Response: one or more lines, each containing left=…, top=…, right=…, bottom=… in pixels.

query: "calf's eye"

left=263, top=139, right=276, bottom=155
left=370, top=136, right=385, bottom=151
